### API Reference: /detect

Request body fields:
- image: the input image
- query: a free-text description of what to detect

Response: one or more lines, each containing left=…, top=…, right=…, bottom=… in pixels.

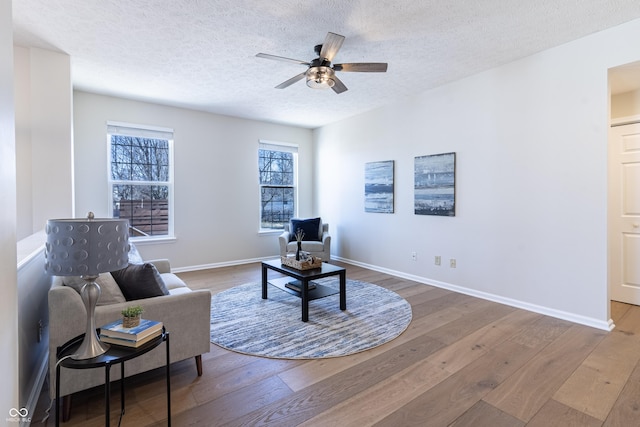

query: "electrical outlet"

left=450, top=259, right=456, bottom=268
left=435, top=256, right=441, bottom=266
left=411, top=252, right=417, bottom=261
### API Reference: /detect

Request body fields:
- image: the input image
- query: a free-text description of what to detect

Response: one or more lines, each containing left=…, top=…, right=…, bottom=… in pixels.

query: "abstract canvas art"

left=414, top=152, right=456, bottom=216
left=365, top=160, right=394, bottom=213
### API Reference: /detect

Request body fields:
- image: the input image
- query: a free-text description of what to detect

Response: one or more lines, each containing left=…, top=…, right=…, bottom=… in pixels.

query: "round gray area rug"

left=210, top=278, right=412, bottom=359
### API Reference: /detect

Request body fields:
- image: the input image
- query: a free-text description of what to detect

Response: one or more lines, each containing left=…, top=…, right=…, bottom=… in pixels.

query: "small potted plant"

left=121, top=305, right=144, bottom=328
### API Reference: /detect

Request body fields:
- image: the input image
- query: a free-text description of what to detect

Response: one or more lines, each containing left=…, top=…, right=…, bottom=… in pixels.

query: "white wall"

left=14, top=46, right=73, bottom=239
left=73, top=92, right=313, bottom=269
left=14, top=46, right=31, bottom=240
left=314, top=18, right=640, bottom=329
left=0, top=0, right=19, bottom=418
left=11, top=46, right=73, bottom=417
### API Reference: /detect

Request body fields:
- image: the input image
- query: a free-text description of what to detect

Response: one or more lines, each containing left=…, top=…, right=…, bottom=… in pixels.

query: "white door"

left=610, top=122, right=640, bottom=304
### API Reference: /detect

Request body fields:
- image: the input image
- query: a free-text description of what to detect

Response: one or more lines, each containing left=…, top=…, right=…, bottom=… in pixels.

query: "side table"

left=55, top=327, right=171, bottom=426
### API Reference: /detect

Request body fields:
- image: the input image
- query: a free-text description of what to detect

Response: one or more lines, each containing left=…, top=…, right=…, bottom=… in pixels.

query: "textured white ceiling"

left=11, top=0, right=640, bottom=128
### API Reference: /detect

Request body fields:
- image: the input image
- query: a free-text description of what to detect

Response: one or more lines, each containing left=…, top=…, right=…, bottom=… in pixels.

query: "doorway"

left=609, top=61, right=640, bottom=308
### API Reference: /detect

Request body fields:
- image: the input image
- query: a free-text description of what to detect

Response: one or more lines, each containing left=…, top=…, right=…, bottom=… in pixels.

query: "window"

left=108, top=122, right=174, bottom=238
left=259, top=141, right=298, bottom=230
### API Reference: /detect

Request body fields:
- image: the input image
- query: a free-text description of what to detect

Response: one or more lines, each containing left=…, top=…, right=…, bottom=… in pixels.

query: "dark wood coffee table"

left=261, top=258, right=346, bottom=322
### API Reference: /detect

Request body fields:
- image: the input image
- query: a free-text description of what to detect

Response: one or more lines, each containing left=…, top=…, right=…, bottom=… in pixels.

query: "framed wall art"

left=414, top=152, right=456, bottom=216
left=365, top=160, right=394, bottom=213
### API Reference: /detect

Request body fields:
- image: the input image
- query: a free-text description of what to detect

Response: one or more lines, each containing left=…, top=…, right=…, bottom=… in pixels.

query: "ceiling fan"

left=256, top=32, right=388, bottom=94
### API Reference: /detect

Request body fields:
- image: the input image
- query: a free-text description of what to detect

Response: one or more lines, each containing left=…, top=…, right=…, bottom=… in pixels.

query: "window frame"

left=258, top=140, right=299, bottom=233
left=107, top=121, right=175, bottom=241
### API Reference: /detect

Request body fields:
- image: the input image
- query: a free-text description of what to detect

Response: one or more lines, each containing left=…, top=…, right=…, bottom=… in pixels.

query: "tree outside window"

left=109, top=124, right=173, bottom=238
left=259, top=143, right=297, bottom=230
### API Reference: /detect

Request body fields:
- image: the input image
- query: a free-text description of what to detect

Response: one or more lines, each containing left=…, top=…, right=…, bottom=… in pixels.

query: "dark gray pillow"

left=110, top=263, right=169, bottom=301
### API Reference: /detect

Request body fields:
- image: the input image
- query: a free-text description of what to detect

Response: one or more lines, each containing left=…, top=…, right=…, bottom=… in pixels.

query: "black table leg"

left=166, top=332, right=171, bottom=426
left=55, top=363, right=61, bottom=427
left=55, top=331, right=168, bottom=427
left=120, top=362, right=125, bottom=420
left=262, top=264, right=268, bottom=299
left=340, top=271, right=346, bottom=310
left=302, top=279, right=309, bottom=322
left=105, top=364, right=111, bottom=426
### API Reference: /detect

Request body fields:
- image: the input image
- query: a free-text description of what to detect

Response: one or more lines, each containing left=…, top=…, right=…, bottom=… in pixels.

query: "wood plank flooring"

left=33, top=261, right=640, bottom=426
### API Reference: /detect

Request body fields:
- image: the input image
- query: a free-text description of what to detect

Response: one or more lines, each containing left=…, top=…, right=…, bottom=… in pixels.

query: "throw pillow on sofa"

left=127, top=243, right=144, bottom=264
left=62, top=273, right=126, bottom=305
left=289, top=217, right=322, bottom=242
left=111, top=263, right=170, bottom=301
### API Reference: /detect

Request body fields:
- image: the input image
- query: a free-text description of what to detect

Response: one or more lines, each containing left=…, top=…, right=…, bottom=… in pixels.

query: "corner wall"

left=12, top=45, right=78, bottom=419
left=314, top=18, right=640, bottom=329
left=0, top=0, right=19, bottom=418
left=14, top=46, right=73, bottom=239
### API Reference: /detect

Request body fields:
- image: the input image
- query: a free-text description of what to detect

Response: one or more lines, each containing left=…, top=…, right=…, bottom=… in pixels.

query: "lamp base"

left=73, top=336, right=110, bottom=360
left=72, top=278, right=110, bottom=360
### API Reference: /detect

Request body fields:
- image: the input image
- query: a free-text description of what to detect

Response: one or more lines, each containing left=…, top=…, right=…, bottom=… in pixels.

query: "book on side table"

left=99, top=318, right=163, bottom=348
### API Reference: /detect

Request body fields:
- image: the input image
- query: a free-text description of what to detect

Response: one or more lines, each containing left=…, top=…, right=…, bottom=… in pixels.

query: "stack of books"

left=285, top=280, right=316, bottom=292
left=99, top=318, right=163, bottom=348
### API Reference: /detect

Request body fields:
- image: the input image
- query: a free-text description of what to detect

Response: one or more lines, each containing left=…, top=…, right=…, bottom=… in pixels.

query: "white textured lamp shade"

left=45, top=217, right=130, bottom=276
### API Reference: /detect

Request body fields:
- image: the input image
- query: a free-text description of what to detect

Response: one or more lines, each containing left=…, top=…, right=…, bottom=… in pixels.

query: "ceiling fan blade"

left=331, top=75, right=348, bottom=94
left=334, top=63, right=388, bottom=72
left=275, top=72, right=306, bottom=89
left=320, top=32, right=345, bottom=62
left=256, top=53, right=310, bottom=66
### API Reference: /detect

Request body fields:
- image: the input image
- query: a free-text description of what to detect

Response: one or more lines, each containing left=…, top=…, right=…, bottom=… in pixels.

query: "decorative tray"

left=281, top=255, right=322, bottom=270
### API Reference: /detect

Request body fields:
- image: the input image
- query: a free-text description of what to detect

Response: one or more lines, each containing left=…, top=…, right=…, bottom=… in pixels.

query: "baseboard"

left=173, top=254, right=613, bottom=331
left=332, top=256, right=614, bottom=332
left=23, top=349, right=48, bottom=426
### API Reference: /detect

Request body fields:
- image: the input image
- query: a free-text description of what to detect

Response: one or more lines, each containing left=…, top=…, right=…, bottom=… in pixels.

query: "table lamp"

left=45, top=212, right=129, bottom=359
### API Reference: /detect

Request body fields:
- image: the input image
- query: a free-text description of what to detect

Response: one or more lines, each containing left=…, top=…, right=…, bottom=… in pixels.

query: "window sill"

left=17, top=230, right=46, bottom=270
left=130, top=236, right=177, bottom=245
left=258, top=230, right=284, bottom=236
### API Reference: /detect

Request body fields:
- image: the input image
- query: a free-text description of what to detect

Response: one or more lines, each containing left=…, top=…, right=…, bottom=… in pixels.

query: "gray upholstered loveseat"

left=48, top=257, right=211, bottom=420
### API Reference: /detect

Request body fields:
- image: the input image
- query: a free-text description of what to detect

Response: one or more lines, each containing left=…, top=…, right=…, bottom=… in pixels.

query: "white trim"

left=258, top=230, right=282, bottom=236
left=23, top=351, right=49, bottom=427
left=107, top=120, right=174, bottom=134
left=130, top=236, right=177, bottom=245
left=16, top=246, right=44, bottom=273
left=259, top=139, right=299, bottom=152
left=611, top=115, right=640, bottom=127
left=17, top=230, right=46, bottom=270
left=331, top=256, right=614, bottom=332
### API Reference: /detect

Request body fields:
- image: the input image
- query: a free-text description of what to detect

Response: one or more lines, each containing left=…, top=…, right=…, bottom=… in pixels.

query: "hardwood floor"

left=34, top=261, right=640, bottom=426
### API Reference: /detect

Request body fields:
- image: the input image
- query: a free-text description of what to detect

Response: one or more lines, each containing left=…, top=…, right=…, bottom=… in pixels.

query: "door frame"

left=609, top=115, right=640, bottom=310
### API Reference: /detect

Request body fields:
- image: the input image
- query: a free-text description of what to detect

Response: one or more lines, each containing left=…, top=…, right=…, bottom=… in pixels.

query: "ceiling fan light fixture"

left=257, top=32, right=387, bottom=94
left=306, top=66, right=335, bottom=89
